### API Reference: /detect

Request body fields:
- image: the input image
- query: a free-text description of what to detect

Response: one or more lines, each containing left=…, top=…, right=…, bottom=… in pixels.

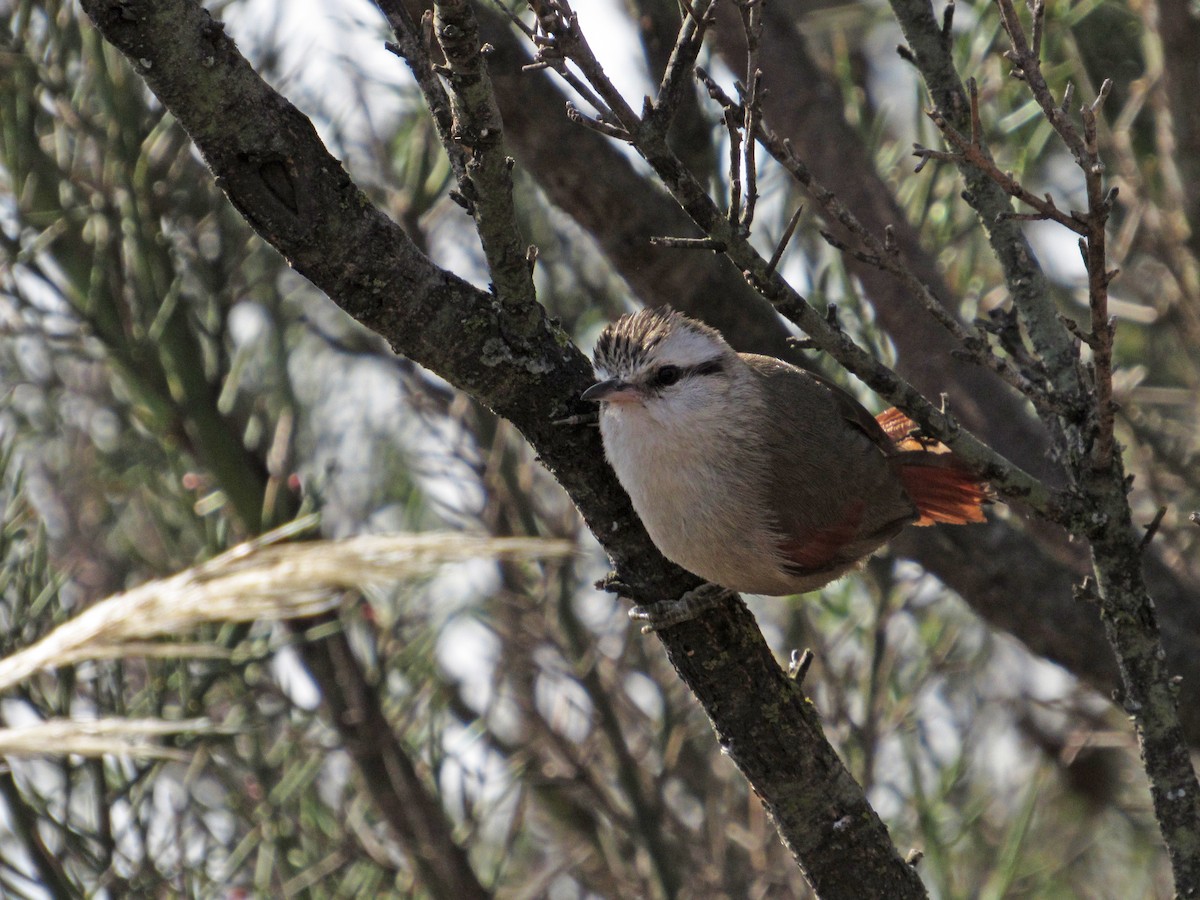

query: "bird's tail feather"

left=876, top=408, right=992, bottom=526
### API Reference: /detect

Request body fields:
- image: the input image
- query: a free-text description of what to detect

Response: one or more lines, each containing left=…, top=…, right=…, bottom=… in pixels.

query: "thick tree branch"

left=78, top=0, right=925, bottom=893
left=467, top=0, right=1200, bottom=754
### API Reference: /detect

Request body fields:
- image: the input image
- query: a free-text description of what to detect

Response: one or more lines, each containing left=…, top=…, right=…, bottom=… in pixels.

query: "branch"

left=528, top=3, right=1200, bottom=888
left=735, top=1, right=764, bottom=230
left=915, top=80, right=1089, bottom=234
left=714, top=0, right=1057, bottom=468
left=375, top=0, right=469, bottom=184
left=645, top=0, right=714, bottom=136
left=886, top=0, right=1089, bottom=413
left=430, top=0, right=538, bottom=317
left=472, top=0, right=809, bottom=362
left=468, top=0, right=1200, bottom=768
left=380, top=0, right=537, bottom=319
left=990, top=4, right=1200, bottom=888
left=78, top=0, right=924, bottom=895
left=694, top=68, right=1057, bottom=416
left=534, top=2, right=1058, bottom=521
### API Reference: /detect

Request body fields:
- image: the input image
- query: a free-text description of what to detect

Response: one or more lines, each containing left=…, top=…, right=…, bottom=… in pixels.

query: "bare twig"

left=1139, top=506, right=1169, bottom=552
left=647, top=0, right=715, bottom=132
left=738, top=69, right=763, bottom=229
left=429, top=0, right=538, bottom=316
left=377, top=1, right=469, bottom=182
left=887, top=0, right=1088, bottom=414
left=696, top=62, right=1051, bottom=408
left=724, top=106, right=744, bottom=227
left=738, top=1, right=765, bottom=229
left=765, top=203, right=804, bottom=277
left=697, top=63, right=1050, bottom=410
left=565, top=101, right=632, bottom=140
left=0, top=718, right=219, bottom=761
left=649, top=236, right=727, bottom=250
left=529, top=0, right=643, bottom=132
left=918, top=105, right=1088, bottom=235
left=758, top=132, right=1057, bottom=413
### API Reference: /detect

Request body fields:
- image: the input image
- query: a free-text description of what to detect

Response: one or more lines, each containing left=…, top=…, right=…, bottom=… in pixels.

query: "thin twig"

left=430, top=0, right=536, bottom=314
left=648, top=0, right=715, bottom=132
left=741, top=69, right=763, bottom=229
left=376, top=1, right=469, bottom=183
left=765, top=203, right=804, bottom=277
left=919, top=107, right=1088, bottom=234
left=1138, top=506, right=1169, bottom=552
left=488, top=0, right=535, bottom=38
left=756, top=126, right=1057, bottom=410
left=738, top=0, right=764, bottom=229
left=724, top=106, right=743, bottom=227
left=565, top=101, right=632, bottom=140
left=528, top=0, right=643, bottom=132
left=649, top=236, right=727, bottom=250
left=700, top=57, right=1060, bottom=416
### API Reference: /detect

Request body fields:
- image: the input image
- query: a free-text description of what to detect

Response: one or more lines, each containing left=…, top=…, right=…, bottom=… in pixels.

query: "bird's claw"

left=629, top=583, right=734, bottom=634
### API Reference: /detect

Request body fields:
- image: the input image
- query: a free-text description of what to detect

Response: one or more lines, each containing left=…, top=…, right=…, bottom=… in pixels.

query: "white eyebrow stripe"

left=642, top=327, right=723, bottom=369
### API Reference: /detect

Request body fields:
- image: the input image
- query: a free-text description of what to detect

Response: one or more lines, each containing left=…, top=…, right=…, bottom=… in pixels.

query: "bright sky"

left=221, top=0, right=651, bottom=144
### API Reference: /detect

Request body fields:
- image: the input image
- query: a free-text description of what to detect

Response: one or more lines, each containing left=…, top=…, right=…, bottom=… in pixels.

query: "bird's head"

left=582, top=308, right=740, bottom=420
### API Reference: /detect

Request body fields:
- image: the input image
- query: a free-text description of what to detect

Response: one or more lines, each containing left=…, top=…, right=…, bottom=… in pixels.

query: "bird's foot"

left=629, top=583, right=734, bottom=634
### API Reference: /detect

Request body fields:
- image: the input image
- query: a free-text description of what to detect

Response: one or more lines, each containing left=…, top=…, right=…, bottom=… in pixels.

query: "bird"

left=581, top=308, right=989, bottom=625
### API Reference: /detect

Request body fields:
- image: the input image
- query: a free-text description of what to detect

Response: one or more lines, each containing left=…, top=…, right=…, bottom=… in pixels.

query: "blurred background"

left=2, top=0, right=1197, bottom=896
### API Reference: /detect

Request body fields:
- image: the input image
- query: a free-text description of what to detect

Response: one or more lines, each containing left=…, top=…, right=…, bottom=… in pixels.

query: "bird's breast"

left=598, top=405, right=790, bottom=592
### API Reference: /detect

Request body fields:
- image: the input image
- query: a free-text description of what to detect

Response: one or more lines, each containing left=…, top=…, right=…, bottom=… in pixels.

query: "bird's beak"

left=581, top=379, right=642, bottom=404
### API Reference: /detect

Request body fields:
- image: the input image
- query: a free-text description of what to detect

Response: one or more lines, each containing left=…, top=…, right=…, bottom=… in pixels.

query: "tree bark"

left=79, top=0, right=927, bottom=892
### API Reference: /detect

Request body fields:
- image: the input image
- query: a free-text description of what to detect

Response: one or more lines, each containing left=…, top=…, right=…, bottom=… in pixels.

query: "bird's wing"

left=740, top=355, right=917, bottom=576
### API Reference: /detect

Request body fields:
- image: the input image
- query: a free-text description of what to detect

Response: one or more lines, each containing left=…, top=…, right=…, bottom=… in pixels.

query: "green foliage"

left=0, top=0, right=1195, bottom=896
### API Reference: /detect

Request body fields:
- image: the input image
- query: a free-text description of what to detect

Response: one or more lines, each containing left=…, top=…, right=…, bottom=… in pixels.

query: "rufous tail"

left=876, top=408, right=991, bottom=526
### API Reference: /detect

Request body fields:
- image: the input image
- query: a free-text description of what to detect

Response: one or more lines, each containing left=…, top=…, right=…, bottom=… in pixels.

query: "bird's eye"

left=653, top=365, right=682, bottom=388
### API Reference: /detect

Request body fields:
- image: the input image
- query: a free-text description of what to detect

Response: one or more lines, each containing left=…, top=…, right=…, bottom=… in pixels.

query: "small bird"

left=582, top=308, right=988, bottom=619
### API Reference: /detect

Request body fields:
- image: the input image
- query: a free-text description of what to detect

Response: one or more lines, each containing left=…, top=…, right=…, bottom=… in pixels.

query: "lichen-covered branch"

left=900, top=0, right=1200, bottom=890
left=78, top=0, right=930, bottom=895
left=887, top=0, right=1087, bottom=409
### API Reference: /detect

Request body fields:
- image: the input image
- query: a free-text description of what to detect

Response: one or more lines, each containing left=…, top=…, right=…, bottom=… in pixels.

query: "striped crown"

left=592, top=308, right=723, bottom=378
